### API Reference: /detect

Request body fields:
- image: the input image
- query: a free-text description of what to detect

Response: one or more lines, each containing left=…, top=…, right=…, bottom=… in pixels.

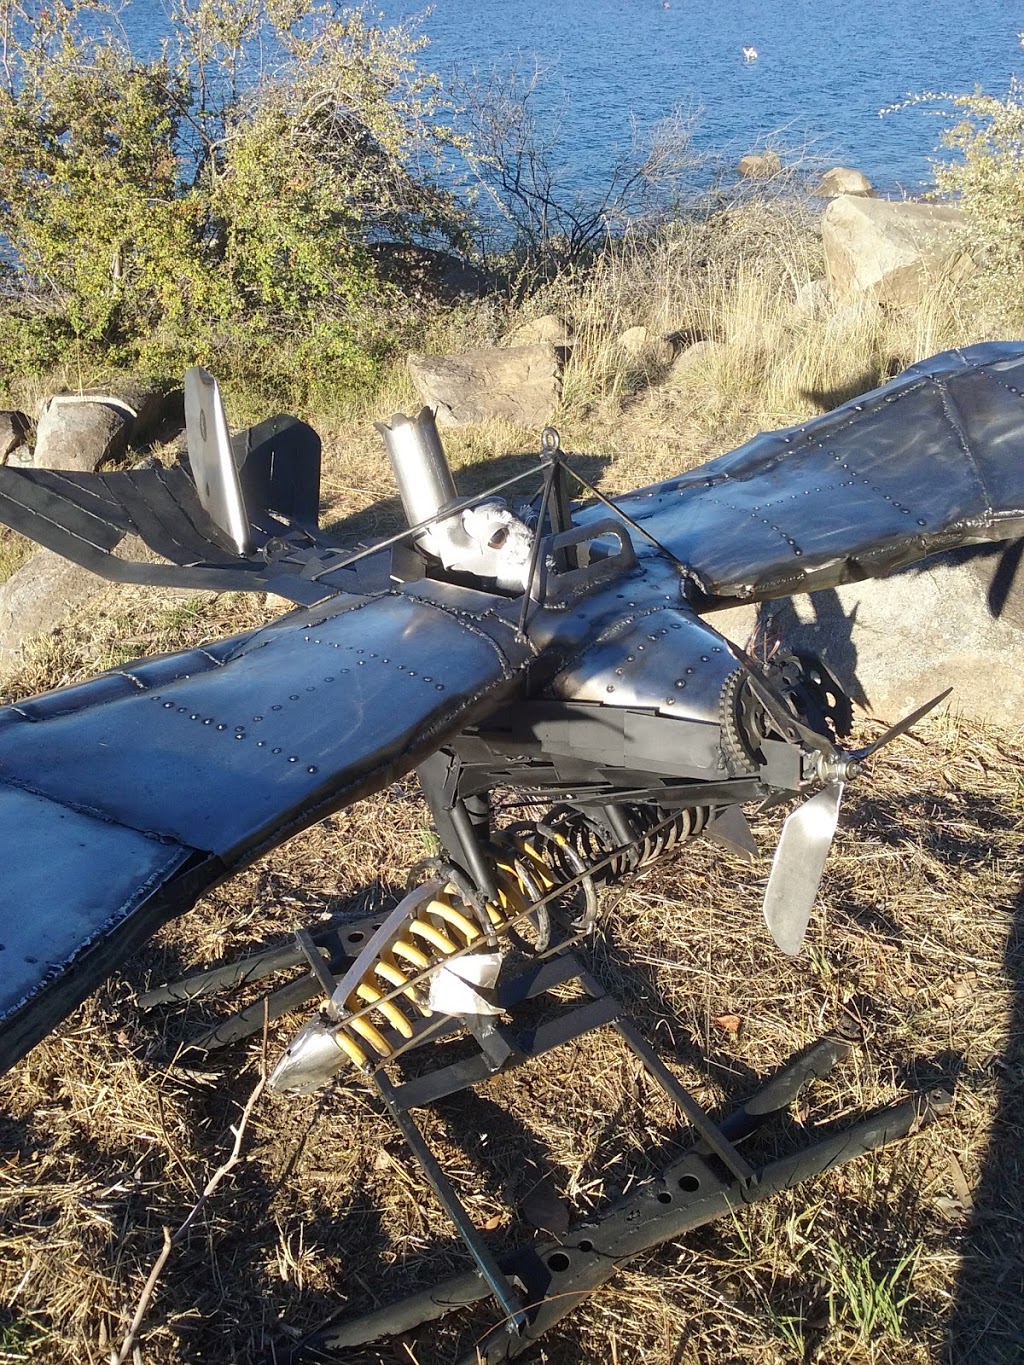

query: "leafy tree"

left=0, top=0, right=467, bottom=400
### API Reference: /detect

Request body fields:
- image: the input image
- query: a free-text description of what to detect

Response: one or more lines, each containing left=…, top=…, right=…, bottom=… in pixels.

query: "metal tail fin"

left=184, top=366, right=251, bottom=555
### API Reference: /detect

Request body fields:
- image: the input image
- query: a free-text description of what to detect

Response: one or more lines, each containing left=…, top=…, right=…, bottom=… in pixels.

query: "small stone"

left=504, top=314, right=574, bottom=349
left=0, top=412, right=29, bottom=464
left=616, top=326, right=674, bottom=367
left=738, top=149, right=782, bottom=179
left=34, top=395, right=133, bottom=471
left=793, top=278, right=830, bottom=317
left=665, top=339, right=723, bottom=385
left=816, top=166, right=874, bottom=198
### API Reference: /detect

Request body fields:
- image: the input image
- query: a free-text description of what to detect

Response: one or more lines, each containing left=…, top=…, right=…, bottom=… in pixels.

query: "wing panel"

left=582, top=343, right=1024, bottom=603
left=0, top=784, right=192, bottom=1063
left=0, top=587, right=532, bottom=864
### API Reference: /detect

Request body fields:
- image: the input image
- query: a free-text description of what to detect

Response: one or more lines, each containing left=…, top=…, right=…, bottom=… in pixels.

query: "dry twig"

left=108, top=1074, right=267, bottom=1365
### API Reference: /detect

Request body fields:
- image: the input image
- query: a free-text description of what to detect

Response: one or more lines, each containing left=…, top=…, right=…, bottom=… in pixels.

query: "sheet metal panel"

left=0, top=587, right=532, bottom=863
left=0, top=785, right=189, bottom=1032
left=575, top=342, right=1024, bottom=604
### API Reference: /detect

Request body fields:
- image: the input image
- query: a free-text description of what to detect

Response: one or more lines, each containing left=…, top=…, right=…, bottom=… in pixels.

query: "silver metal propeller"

left=763, top=782, right=844, bottom=955
left=762, top=687, right=953, bottom=956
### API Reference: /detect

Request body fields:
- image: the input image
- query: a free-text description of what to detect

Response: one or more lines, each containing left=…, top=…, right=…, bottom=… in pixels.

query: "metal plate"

left=0, top=785, right=189, bottom=1030
left=575, top=342, right=1024, bottom=604
left=546, top=603, right=738, bottom=726
left=0, top=586, right=533, bottom=863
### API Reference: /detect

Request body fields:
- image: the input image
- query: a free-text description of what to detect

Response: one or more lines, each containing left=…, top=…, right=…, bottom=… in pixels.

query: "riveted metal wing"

left=0, top=581, right=533, bottom=1076
left=577, top=342, right=1024, bottom=606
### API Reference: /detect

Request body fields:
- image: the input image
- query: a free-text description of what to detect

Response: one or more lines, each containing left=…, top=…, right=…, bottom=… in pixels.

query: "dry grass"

left=0, top=682, right=1021, bottom=1365
left=1, top=199, right=1022, bottom=1365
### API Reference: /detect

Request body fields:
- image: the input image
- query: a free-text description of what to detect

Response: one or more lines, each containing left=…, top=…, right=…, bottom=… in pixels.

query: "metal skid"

left=148, top=905, right=950, bottom=1363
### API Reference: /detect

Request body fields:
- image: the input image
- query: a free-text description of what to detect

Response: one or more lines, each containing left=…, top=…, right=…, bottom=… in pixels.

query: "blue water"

left=122, top=0, right=1022, bottom=196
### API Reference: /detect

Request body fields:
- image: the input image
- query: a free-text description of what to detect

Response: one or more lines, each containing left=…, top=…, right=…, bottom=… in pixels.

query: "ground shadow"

left=946, top=872, right=1024, bottom=1364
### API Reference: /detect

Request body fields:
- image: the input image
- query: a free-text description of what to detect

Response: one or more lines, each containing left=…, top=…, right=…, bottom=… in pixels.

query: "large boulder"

left=710, top=541, right=1024, bottom=731
left=0, top=549, right=104, bottom=665
left=816, top=166, right=873, bottom=198
left=407, top=343, right=562, bottom=428
left=822, top=195, right=974, bottom=305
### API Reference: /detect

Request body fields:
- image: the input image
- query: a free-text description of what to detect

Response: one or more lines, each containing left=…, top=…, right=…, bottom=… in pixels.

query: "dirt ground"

left=0, top=416, right=1022, bottom=1365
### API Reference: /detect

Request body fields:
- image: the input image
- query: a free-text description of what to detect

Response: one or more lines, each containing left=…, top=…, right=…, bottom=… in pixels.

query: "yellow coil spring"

left=328, top=809, right=703, bottom=1071
left=330, top=836, right=561, bottom=1070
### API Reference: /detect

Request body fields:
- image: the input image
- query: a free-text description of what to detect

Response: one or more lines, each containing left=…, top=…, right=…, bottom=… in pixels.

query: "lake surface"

left=124, top=0, right=1022, bottom=196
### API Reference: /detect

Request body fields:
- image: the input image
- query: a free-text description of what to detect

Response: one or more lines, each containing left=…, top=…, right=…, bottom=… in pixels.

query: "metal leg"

left=375, top=1072, right=528, bottom=1337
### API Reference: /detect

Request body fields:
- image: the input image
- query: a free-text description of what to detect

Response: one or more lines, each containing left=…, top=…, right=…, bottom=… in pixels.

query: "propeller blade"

left=852, top=687, right=953, bottom=762
left=763, top=782, right=844, bottom=955
left=729, top=643, right=838, bottom=759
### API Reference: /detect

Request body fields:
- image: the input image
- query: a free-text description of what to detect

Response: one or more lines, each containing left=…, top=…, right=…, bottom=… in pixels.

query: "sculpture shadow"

left=946, top=871, right=1024, bottom=1364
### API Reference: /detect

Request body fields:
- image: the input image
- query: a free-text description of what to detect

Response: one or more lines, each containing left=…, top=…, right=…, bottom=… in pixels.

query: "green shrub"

left=0, top=0, right=466, bottom=404
left=900, top=71, right=1024, bottom=310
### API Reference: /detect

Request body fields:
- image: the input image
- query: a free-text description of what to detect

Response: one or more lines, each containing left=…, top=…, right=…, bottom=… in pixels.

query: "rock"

left=0, top=549, right=104, bottom=664
left=816, top=166, right=873, bottom=198
left=4, top=445, right=33, bottom=468
left=407, top=343, right=562, bottom=428
left=665, top=339, right=723, bottom=384
left=505, top=314, right=574, bottom=349
left=112, top=380, right=180, bottom=446
left=616, top=326, right=674, bottom=366
left=738, top=150, right=782, bottom=179
left=34, top=394, right=134, bottom=471
left=822, top=195, right=975, bottom=305
left=793, top=279, right=829, bottom=316
left=0, top=412, right=29, bottom=463
left=710, top=541, right=1024, bottom=731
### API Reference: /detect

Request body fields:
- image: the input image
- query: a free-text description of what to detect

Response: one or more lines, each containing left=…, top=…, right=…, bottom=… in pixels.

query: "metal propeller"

left=762, top=687, right=952, bottom=956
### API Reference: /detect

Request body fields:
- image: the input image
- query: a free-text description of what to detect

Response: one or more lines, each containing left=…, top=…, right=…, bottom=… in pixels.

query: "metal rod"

left=560, top=459, right=692, bottom=574
left=310, top=465, right=547, bottom=581
left=375, top=1073, right=528, bottom=1336
left=606, top=1009, right=756, bottom=1184
left=517, top=461, right=556, bottom=638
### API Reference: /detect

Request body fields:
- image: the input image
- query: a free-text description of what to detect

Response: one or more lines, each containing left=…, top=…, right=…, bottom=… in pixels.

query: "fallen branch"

left=109, top=1073, right=266, bottom=1365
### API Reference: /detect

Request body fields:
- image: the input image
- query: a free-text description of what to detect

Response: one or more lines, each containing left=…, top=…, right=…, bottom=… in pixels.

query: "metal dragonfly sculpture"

left=1, top=342, right=1022, bottom=1360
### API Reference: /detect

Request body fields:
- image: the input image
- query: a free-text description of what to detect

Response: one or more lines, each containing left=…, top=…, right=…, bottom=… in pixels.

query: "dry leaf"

left=713, top=1013, right=743, bottom=1036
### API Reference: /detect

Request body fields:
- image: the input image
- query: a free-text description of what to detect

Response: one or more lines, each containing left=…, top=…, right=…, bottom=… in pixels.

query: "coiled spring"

left=328, top=803, right=712, bottom=1070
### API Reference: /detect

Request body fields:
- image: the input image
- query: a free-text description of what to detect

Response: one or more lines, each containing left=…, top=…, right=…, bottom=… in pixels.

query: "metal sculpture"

left=1, top=342, right=1022, bottom=1360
